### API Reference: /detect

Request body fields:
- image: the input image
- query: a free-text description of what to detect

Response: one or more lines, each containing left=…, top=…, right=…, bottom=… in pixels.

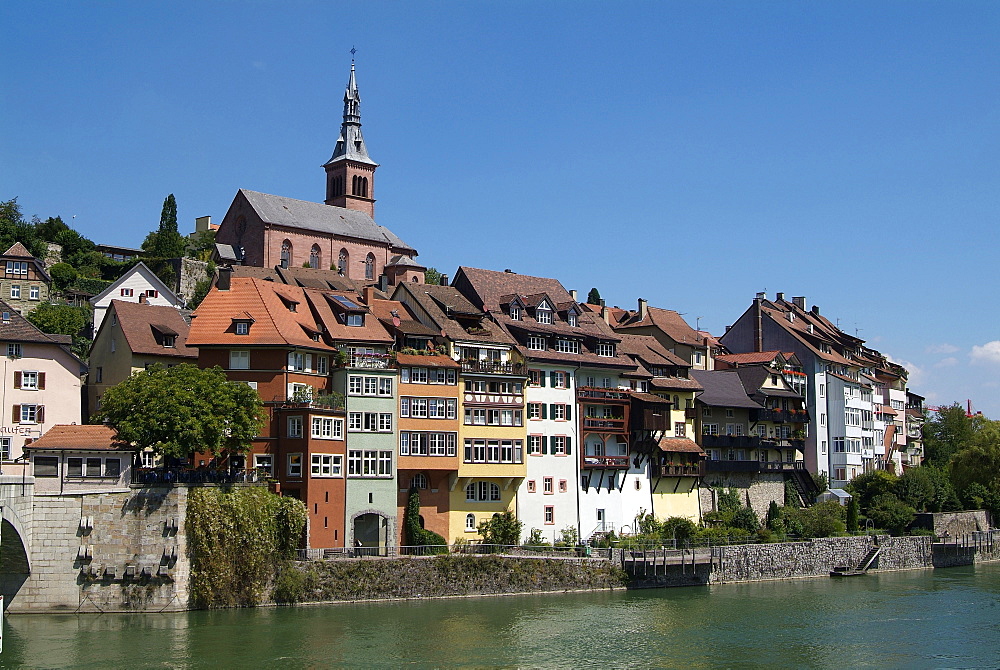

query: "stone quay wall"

left=5, top=487, right=190, bottom=614
left=699, top=473, right=786, bottom=521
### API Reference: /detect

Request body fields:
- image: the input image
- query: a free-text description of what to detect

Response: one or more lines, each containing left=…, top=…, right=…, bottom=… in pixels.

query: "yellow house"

left=87, top=300, right=197, bottom=420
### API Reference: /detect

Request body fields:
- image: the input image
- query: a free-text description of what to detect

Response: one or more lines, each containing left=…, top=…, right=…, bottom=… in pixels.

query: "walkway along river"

left=2, top=562, right=1000, bottom=668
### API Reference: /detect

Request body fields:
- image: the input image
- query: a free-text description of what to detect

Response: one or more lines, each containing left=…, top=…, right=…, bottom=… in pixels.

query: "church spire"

left=324, top=58, right=378, bottom=216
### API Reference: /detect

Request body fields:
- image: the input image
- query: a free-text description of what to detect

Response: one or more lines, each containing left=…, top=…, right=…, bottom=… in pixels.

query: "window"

left=726, top=409, right=734, bottom=418
left=528, top=403, right=542, bottom=419
left=287, top=416, right=303, bottom=438
left=528, top=435, right=541, bottom=455
left=551, top=371, right=567, bottom=388
left=19, top=370, right=38, bottom=390
left=527, top=480, right=536, bottom=493
left=311, top=417, right=343, bottom=439
left=535, top=306, right=552, bottom=324
left=349, top=375, right=393, bottom=396
left=67, top=458, right=83, bottom=477
left=527, top=369, right=542, bottom=386
left=0, top=437, right=10, bottom=461
left=510, top=305, right=521, bottom=320
left=835, top=468, right=846, bottom=482
left=463, top=439, right=523, bottom=464
left=411, top=473, right=428, bottom=489
left=400, top=432, right=457, bottom=457
left=675, top=422, right=686, bottom=438
left=347, top=450, right=392, bottom=477
left=287, top=453, right=303, bottom=477
left=820, top=413, right=826, bottom=427
left=338, top=249, right=348, bottom=275
left=7, top=343, right=20, bottom=358
left=527, top=336, right=545, bottom=351
left=235, top=321, right=250, bottom=335
left=162, top=334, right=176, bottom=348
left=558, top=479, right=567, bottom=493
left=226, top=349, right=249, bottom=370
left=6, top=261, right=28, bottom=275
left=365, top=253, right=375, bottom=280
left=465, top=481, right=501, bottom=502
left=819, top=383, right=825, bottom=397
left=309, top=245, right=321, bottom=269
left=33, top=456, right=58, bottom=477
left=821, top=440, right=827, bottom=454
left=288, top=352, right=312, bottom=372
left=551, top=436, right=568, bottom=455
left=555, top=339, right=579, bottom=354
left=552, top=404, right=567, bottom=420
left=348, top=413, right=392, bottom=433
left=9, top=285, right=19, bottom=299
left=544, top=506, right=554, bottom=525
left=254, top=454, right=274, bottom=477
left=702, top=407, right=712, bottom=417
left=702, top=423, right=718, bottom=436
left=567, top=313, right=578, bottom=327
left=280, top=240, right=292, bottom=269
left=543, top=477, right=553, bottom=494
left=121, top=288, right=134, bottom=297
left=19, top=404, right=41, bottom=423
left=694, top=351, right=704, bottom=365
left=85, top=458, right=102, bottom=477
left=311, top=454, right=343, bottom=477
left=466, top=514, right=476, bottom=531
left=29, top=285, right=39, bottom=300
left=596, top=342, right=615, bottom=357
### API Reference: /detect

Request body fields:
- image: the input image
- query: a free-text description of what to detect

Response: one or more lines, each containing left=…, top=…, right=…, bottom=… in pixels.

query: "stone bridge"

left=0, top=475, right=35, bottom=602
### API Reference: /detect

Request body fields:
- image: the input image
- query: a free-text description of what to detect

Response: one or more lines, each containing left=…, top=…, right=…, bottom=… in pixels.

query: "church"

left=213, top=61, right=425, bottom=286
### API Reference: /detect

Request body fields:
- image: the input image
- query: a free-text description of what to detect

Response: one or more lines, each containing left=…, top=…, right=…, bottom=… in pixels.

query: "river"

left=2, top=563, right=999, bottom=668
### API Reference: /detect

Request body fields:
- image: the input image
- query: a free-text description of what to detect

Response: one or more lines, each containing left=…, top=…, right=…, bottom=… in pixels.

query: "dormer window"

left=163, top=335, right=176, bottom=348
left=346, top=314, right=363, bottom=327
left=568, top=313, right=578, bottom=327
left=510, top=305, right=521, bottom=320
left=535, top=306, right=552, bottom=324
left=234, top=321, right=251, bottom=336
left=527, top=335, right=545, bottom=351
left=596, top=342, right=615, bottom=357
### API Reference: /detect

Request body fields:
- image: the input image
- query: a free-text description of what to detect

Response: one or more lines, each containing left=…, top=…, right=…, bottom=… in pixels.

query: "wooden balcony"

left=685, top=408, right=698, bottom=420
left=578, top=387, right=631, bottom=402
left=703, top=459, right=806, bottom=474
left=700, top=434, right=762, bottom=449
left=581, top=455, right=630, bottom=469
left=461, top=360, right=525, bottom=375
left=660, top=464, right=701, bottom=477
left=583, top=417, right=627, bottom=433
left=751, top=408, right=809, bottom=423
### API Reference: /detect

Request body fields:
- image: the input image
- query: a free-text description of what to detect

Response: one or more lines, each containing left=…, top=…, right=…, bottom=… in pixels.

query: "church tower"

left=323, top=60, right=378, bottom=217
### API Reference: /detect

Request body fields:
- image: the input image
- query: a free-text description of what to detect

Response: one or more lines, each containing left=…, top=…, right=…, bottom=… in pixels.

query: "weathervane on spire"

left=351, top=46, right=356, bottom=62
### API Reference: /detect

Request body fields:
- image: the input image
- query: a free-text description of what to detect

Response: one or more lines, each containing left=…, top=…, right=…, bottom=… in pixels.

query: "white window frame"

left=287, top=453, right=303, bottom=478
left=28, top=285, right=39, bottom=300
left=287, top=416, right=303, bottom=438
left=20, top=370, right=38, bottom=390
left=311, top=416, right=343, bottom=440
left=527, top=336, right=545, bottom=351
left=310, top=454, right=343, bottom=478
left=230, top=350, right=250, bottom=370
left=254, top=454, right=274, bottom=477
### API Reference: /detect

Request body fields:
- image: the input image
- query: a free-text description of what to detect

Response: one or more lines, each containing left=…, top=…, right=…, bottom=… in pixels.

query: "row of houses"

left=3, top=60, right=924, bottom=554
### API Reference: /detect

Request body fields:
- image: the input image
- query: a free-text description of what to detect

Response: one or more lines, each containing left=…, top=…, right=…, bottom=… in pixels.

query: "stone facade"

left=911, top=510, right=990, bottom=538
left=700, top=472, right=786, bottom=520
left=174, top=257, right=210, bottom=305
left=3, top=486, right=190, bottom=613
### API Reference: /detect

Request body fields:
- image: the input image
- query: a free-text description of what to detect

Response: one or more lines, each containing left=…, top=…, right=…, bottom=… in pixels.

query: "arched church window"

left=361, top=177, right=369, bottom=198
left=338, top=249, right=349, bottom=276
left=365, top=253, right=375, bottom=280
left=280, top=240, right=292, bottom=269
left=309, top=245, right=321, bottom=269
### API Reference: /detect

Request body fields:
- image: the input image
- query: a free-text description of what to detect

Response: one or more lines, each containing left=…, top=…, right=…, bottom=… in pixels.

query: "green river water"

left=2, top=563, right=999, bottom=669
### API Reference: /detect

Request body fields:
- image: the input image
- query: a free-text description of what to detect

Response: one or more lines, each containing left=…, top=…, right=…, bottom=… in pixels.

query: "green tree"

left=49, top=262, right=78, bottom=290
left=0, top=198, right=45, bottom=258
left=94, top=363, right=264, bottom=461
left=187, top=229, right=216, bottom=261
left=731, top=506, right=761, bottom=533
left=424, top=267, right=442, bottom=285
left=924, top=402, right=977, bottom=466
left=477, top=510, right=523, bottom=546
left=25, top=303, right=88, bottom=337
left=950, top=418, right=1000, bottom=492
left=897, top=465, right=960, bottom=513
left=586, top=287, right=601, bottom=305
left=783, top=501, right=846, bottom=538
left=142, top=194, right=186, bottom=259
left=766, top=500, right=782, bottom=531
left=662, top=516, right=698, bottom=541
left=867, top=493, right=915, bottom=535
left=846, top=497, right=860, bottom=533
left=846, top=470, right=898, bottom=514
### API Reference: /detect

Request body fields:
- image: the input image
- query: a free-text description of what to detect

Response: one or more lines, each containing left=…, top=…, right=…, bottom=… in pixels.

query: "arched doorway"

left=352, top=512, right=389, bottom=556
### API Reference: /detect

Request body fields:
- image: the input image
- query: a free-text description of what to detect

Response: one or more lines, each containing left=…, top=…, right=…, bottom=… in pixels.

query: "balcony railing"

left=346, top=353, right=396, bottom=369
left=578, top=387, right=631, bottom=401
left=581, top=455, right=630, bottom=469
left=583, top=417, right=627, bottom=432
left=751, top=408, right=809, bottom=423
left=685, top=408, right=698, bottom=419
left=703, top=459, right=805, bottom=474
left=132, top=467, right=266, bottom=486
left=700, top=434, right=761, bottom=448
left=660, top=464, right=701, bottom=477
left=461, top=360, right=525, bottom=375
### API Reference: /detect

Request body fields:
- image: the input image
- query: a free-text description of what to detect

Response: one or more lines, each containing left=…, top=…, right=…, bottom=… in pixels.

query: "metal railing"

left=460, top=360, right=525, bottom=375
left=582, top=455, right=631, bottom=469
left=296, top=543, right=602, bottom=560
left=131, top=468, right=266, bottom=486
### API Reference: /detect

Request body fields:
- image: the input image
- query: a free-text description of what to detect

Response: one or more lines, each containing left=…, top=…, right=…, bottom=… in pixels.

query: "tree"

left=846, top=470, right=898, bottom=514
left=187, top=229, right=215, bottom=261
left=95, top=363, right=264, bottom=461
left=783, top=500, right=846, bottom=538
left=0, top=198, right=45, bottom=258
left=142, top=194, right=186, bottom=259
left=477, top=510, right=522, bottom=546
left=49, top=262, right=78, bottom=290
left=25, top=303, right=88, bottom=337
left=897, top=465, right=960, bottom=513
left=924, top=402, right=977, bottom=466
left=867, top=493, right=915, bottom=535
left=586, top=288, right=601, bottom=305
left=846, top=497, right=859, bottom=533
left=424, top=267, right=442, bottom=285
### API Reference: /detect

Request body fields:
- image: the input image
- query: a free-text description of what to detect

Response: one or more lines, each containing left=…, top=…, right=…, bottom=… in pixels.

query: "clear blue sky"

left=3, top=2, right=999, bottom=416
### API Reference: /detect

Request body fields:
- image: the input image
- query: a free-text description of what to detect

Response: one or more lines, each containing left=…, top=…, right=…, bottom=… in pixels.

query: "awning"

left=657, top=438, right=706, bottom=455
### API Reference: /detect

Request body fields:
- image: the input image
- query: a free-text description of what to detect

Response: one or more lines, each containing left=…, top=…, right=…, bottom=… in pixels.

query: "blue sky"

left=3, top=2, right=999, bottom=416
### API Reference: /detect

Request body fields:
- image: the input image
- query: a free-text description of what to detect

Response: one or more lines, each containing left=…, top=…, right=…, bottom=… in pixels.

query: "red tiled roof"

left=396, top=353, right=460, bottom=368
left=616, top=306, right=702, bottom=345
left=110, top=300, right=197, bottom=359
left=2, top=242, right=34, bottom=259
left=26, top=425, right=133, bottom=451
left=715, top=351, right=785, bottom=365
left=658, top=438, right=705, bottom=455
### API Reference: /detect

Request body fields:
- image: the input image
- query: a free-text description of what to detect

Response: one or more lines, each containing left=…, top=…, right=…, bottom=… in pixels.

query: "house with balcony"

left=609, top=299, right=712, bottom=370
left=905, top=392, right=925, bottom=468
left=187, top=272, right=400, bottom=551
left=391, top=281, right=527, bottom=542
left=0, top=302, right=86, bottom=473
left=0, top=242, right=51, bottom=314
left=451, top=267, right=638, bottom=542
left=86, top=300, right=198, bottom=419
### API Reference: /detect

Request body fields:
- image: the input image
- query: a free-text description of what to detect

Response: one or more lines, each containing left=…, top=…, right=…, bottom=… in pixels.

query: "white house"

left=90, top=262, right=183, bottom=334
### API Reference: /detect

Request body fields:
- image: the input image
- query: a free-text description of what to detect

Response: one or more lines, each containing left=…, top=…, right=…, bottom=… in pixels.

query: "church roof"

left=323, top=62, right=378, bottom=168
left=238, top=189, right=416, bottom=254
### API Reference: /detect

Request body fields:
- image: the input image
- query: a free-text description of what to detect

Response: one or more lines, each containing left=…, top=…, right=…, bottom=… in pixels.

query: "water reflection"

left=3, top=563, right=1000, bottom=668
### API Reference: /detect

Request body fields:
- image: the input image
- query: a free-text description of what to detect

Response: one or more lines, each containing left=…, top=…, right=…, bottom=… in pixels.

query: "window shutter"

left=13, top=371, right=20, bottom=389
left=541, top=404, right=547, bottom=420
left=541, top=436, right=548, bottom=454
left=38, top=372, right=45, bottom=390
left=550, top=404, right=557, bottom=418
left=565, top=404, right=571, bottom=420
left=12, top=405, right=20, bottom=423
left=539, top=372, right=546, bottom=387
left=37, top=405, right=44, bottom=423
left=565, top=437, right=572, bottom=455
left=550, top=371, right=557, bottom=386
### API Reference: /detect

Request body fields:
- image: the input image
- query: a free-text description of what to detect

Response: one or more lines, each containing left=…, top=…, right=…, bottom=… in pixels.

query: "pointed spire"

left=325, top=59, right=376, bottom=167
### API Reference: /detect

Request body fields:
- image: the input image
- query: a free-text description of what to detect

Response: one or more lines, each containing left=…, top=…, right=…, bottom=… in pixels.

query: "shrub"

left=730, top=507, right=761, bottom=533
left=867, top=493, right=915, bottom=535
left=477, top=510, right=522, bottom=546
left=847, top=470, right=898, bottom=514
left=846, top=497, right=860, bottom=533
left=661, top=517, right=698, bottom=541
left=784, top=500, right=846, bottom=538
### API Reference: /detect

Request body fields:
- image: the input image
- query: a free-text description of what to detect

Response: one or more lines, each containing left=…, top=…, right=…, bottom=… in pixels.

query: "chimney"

left=811, top=305, right=820, bottom=316
left=195, top=215, right=212, bottom=233
left=363, top=286, right=377, bottom=306
left=792, top=296, right=806, bottom=310
left=439, top=274, right=449, bottom=287
left=638, top=298, right=648, bottom=321
left=217, top=266, right=232, bottom=291
left=725, top=325, right=731, bottom=333
left=570, top=289, right=577, bottom=301
left=753, top=295, right=763, bottom=352
left=138, top=293, right=146, bottom=304
left=601, top=304, right=611, bottom=325
left=504, top=269, right=514, bottom=274
left=776, top=292, right=784, bottom=302
left=378, top=274, right=388, bottom=293
left=755, top=292, right=766, bottom=301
